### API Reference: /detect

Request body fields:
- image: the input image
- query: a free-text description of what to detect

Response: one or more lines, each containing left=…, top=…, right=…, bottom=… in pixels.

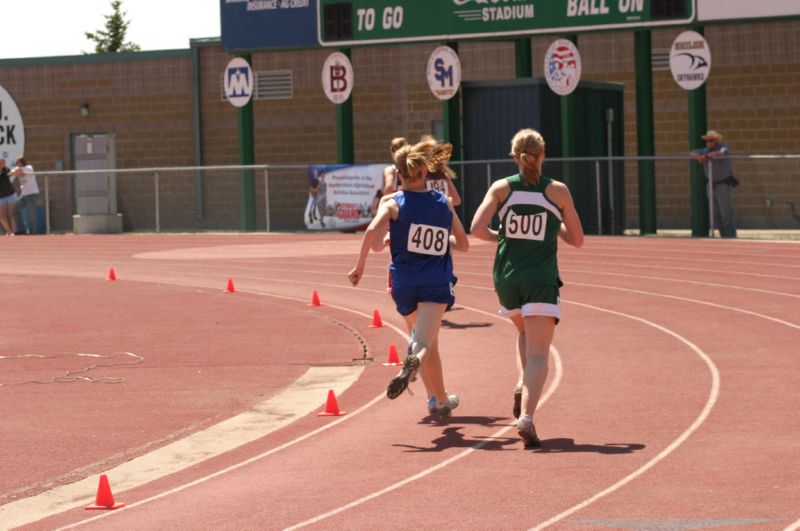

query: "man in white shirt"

left=10, top=156, right=43, bottom=235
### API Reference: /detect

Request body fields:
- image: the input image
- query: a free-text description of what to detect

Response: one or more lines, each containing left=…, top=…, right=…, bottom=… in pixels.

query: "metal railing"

left=27, top=154, right=800, bottom=236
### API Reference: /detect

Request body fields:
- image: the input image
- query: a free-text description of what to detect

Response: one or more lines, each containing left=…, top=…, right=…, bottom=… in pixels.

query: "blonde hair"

left=418, top=135, right=456, bottom=179
left=510, top=128, right=545, bottom=181
left=389, top=137, right=408, bottom=156
left=394, top=141, right=432, bottom=183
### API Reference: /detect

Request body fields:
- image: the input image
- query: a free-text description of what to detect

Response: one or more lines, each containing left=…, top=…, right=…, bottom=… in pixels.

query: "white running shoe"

left=517, top=416, right=541, bottom=448
left=436, top=394, right=460, bottom=418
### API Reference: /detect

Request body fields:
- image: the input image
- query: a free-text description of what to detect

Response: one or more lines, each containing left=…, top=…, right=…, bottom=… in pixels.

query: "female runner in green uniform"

left=470, top=128, right=583, bottom=447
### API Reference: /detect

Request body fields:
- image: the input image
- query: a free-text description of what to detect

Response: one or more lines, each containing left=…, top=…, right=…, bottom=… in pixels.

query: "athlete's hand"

left=347, top=266, right=363, bottom=287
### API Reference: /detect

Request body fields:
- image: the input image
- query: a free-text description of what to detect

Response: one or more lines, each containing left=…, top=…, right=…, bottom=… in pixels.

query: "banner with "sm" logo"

left=427, top=46, right=461, bottom=101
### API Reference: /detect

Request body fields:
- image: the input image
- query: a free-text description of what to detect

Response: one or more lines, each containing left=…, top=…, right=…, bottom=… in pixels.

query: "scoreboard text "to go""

left=356, top=6, right=404, bottom=32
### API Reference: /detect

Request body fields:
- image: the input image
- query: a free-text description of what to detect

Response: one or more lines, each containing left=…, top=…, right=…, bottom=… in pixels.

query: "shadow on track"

left=393, top=426, right=519, bottom=452
left=531, top=438, right=646, bottom=454
left=440, top=319, right=493, bottom=330
left=416, top=415, right=510, bottom=427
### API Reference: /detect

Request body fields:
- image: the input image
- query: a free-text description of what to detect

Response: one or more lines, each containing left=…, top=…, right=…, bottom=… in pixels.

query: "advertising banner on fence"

left=305, top=163, right=385, bottom=230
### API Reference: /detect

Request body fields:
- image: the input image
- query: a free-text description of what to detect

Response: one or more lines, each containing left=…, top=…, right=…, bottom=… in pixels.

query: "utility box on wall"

left=461, top=78, right=625, bottom=235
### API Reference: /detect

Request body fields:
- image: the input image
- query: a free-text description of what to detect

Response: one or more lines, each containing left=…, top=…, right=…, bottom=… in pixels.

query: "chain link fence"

left=29, top=155, right=800, bottom=235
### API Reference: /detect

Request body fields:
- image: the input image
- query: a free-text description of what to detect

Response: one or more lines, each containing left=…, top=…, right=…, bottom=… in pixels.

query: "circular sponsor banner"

left=223, top=57, right=254, bottom=108
left=543, top=39, right=582, bottom=96
left=669, top=30, right=712, bottom=90
left=426, top=46, right=461, bottom=101
left=322, top=52, right=354, bottom=105
left=0, top=85, right=25, bottom=164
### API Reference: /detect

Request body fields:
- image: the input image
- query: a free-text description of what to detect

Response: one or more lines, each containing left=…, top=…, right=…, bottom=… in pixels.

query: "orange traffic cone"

left=85, top=474, right=125, bottom=510
left=317, top=389, right=346, bottom=416
left=382, top=344, right=401, bottom=366
left=107, top=267, right=117, bottom=281
left=369, top=309, right=384, bottom=328
left=226, top=277, right=236, bottom=293
left=309, top=290, right=322, bottom=306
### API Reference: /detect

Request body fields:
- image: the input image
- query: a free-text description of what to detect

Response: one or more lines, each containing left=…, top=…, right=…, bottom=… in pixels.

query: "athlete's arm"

left=444, top=175, right=462, bottom=207
left=447, top=197, right=469, bottom=252
left=469, top=180, right=508, bottom=242
left=546, top=181, right=584, bottom=248
left=370, top=192, right=401, bottom=252
left=349, top=199, right=397, bottom=286
left=382, top=165, right=397, bottom=196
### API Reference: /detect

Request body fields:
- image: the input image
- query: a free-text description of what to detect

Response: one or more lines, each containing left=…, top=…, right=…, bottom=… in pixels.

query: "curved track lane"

left=0, top=234, right=797, bottom=530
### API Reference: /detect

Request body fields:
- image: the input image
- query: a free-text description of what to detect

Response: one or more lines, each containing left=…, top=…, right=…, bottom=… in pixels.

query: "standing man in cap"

left=691, top=130, right=738, bottom=238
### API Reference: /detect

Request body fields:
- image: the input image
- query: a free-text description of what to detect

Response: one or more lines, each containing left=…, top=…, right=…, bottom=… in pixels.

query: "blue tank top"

left=389, top=190, right=453, bottom=287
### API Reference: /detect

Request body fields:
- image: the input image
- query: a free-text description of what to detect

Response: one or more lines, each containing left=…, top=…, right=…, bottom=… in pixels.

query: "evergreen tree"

left=85, top=0, right=141, bottom=53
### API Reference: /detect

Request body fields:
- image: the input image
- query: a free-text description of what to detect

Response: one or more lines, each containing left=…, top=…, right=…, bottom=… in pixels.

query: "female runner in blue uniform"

left=349, top=139, right=470, bottom=418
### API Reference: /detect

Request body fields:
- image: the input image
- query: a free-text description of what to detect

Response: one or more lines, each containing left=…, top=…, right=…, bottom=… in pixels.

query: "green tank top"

left=493, top=174, right=562, bottom=288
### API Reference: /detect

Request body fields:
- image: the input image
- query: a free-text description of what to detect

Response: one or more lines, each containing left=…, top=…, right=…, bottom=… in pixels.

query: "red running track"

left=0, top=234, right=798, bottom=530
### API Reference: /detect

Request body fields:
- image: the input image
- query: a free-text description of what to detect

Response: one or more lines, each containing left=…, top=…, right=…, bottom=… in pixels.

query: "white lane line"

left=785, top=518, right=800, bottom=530
left=58, top=393, right=390, bottom=531
left=215, top=262, right=800, bottom=300
left=283, top=346, right=564, bottom=531
left=551, top=251, right=800, bottom=270
left=2, top=367, right=363, bottom=530
left=559, top=268, right=800, bottom=299
left=50, top=286, right=527, bottom=530
left=443, top=277, right=800, bottom=331
left=22, top=288, right=412, bottom=531
left=556, top=259, right=800, bottom=282
left=124, top=246, right=800, bottom=294
left=568, top=281, right=800, bottom=331
left=529, top=300, right=721, bottom=530
left=10, top=264, right=786, bottom=528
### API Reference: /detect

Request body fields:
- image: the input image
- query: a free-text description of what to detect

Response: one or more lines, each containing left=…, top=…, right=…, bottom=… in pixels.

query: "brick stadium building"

left=0, top=18, right=798, bottom=232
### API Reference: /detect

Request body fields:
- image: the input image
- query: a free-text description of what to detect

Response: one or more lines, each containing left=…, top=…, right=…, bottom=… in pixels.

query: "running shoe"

left=517, top=417, right=541, bottom=448
left=427, top=396, right=437, bottom=415
left=436, top=394, right=460, bottom=418
left=513, top=388, right=523, bottom=419
left=386, top=354, right=420, bottom=399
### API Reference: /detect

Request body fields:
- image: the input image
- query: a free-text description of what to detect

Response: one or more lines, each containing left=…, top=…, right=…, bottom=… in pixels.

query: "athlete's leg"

left=509, top=315, right=526, bottom=418
left=409, top=302, right=447, bottom=402
left=402, top=311, right=434, bottom=399
left=388, top=308, right=439, bottom=401
left=418, top=332, right=446, bottom=404
left=520, top=315, right=555, bottom=418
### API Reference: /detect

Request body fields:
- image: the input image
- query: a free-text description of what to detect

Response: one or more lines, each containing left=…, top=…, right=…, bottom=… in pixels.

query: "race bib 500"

left=408, top=223, right=448, bottom=256
left=505, top=211, right=547, bottom=241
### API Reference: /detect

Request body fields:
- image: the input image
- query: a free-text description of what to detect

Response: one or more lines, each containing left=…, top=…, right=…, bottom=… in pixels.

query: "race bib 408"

left=408, top=223, right=448, bottom=256
left=505, top=211, right=547, bottom=241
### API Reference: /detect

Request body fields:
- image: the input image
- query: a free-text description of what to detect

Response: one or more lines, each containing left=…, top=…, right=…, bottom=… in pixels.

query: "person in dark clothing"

left=0, top=159, right=19, bottom=236
left=691, top=130, right=738, bottom=238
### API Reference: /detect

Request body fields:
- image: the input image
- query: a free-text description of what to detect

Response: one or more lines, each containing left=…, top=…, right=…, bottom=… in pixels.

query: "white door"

left=73, top=134, right=117, bottom=215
